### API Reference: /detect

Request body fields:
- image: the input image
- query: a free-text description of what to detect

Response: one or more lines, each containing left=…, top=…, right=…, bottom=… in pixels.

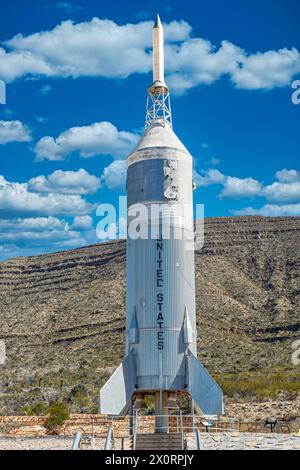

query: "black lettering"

left=156, top=235, right=164, bottom=350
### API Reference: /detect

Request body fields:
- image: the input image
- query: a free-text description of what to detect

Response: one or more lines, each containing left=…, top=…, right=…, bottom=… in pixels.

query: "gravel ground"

left=188, top=432, right=300, bottom=450
left=0, top=433, right=299, bottom=450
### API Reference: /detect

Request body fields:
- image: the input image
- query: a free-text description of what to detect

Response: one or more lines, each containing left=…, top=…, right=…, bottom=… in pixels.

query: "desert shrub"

left=23, top=405, right=35, bottom=416
left=143, top=395, right=155, bottom=414
left=33, top=402, right=49, bottom=415
left=218, top=370, right=300, bottom=400
left=44, top=401, right=69, bottom=434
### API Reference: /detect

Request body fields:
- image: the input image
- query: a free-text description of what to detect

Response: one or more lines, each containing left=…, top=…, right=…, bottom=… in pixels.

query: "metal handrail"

left=195, top=428, right=201, bottom=450
left=104, top=426, right=116, bottom=450
left=71, top=431, right=82, bottom=450
left=179, top=411, right=184, bottom=450
left=108, top=414, right=239, bottom=442
left=133, top=409, right=138, bottom=450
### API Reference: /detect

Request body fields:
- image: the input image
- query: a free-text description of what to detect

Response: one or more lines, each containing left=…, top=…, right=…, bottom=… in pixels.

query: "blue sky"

left=0, top=0, right=299, bottom=260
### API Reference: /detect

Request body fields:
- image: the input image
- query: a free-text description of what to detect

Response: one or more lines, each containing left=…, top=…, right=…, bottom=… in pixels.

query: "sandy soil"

left=0, top=434, right=299, bottom=450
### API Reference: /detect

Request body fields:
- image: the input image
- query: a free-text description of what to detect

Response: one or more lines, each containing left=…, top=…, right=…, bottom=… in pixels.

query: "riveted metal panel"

left=126, top=137, right=197, bottom=392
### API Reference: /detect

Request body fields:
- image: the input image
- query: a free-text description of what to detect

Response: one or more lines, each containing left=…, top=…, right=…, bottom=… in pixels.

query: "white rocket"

left=100, top=15, right=223, bottom=421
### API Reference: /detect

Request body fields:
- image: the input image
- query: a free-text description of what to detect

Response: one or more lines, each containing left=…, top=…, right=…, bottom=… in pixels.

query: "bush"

left=33, top=402, right=49, bottom=415
left=23, top=405, right=35, bottom=416
left=44, top=401, right=69, bottom=434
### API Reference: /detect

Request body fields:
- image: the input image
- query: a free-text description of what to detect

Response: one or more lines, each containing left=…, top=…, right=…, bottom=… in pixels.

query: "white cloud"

left=0, top=216, right=67, bottom=232
left=0, top=120, right=31, bottom=144
left=0, top=18, right=298, bottom=94
left=233, top=203, right=300, bottom=217
left=0, top=18, right=189, bottom=82
left=28, top=169, right=100, bottom=195
left=220, top=176, right=263, bottom=199
left=72, top=215, right=93, bottom=230
left=193, top=168, right=226, bottom=187
left=275, top=169, right=300, bottom=183
left=34, top=121, right=139, bottom=161
left=101, top=160, right=127, bottom=191
left=194, top=167, right=300, bottom=203
left=194, top=167, right=300, bottom=209
left=232, top=48, right=300, bottom=90
left=166, top=39, right=244, bottom=94
left=0, top=175, right=93, bottom=217
left=263, top=181, right=300, bottom=203
left=0, top=215, right=96, bottom=261
left=0, top=175, right=8, bottom=186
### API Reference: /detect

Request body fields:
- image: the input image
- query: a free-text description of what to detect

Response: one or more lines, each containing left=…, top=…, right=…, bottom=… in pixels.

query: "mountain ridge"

left=0, top=216, right=299, bottom=414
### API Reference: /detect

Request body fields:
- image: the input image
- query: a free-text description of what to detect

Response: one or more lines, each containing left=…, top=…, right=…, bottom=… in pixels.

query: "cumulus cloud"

left=0, top=175, right=93, bottom=217
left=222, top=168, right=300, bottom=217
left=0, top=215, right=97, bottom=261
left=233, top=203, right=300, bottom=217
left=0, top=120, right=31, bottom=144
left=194, top=167, right=300, bottom=203
left=0, top=18, right=189, bottom=82
left=220, top=176, right=263, bottom=198
left=0, top=216, right=67, bottom=232
left=275, top=169, right=300, bottom=183
left=0, top=18, right=299, bottom=94
left=193, top=168, right=226, bottom=187
left=0, top=217, right=78, bottom=242
left=72, top=215, right=93, bottom=230
left=101, top=160, right=127, bottom=191
left=28, top=169, right=100, bottom=195
left=263, top=181, right=300, bottom=203
left=232, top=48, right=300, bottom=90
left=34, top=121, right=139, bottom=161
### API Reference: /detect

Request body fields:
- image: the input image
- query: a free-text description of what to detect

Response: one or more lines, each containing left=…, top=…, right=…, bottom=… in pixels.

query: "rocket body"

left=99, top=16, right=224, bottom=418
left=126, top=124, right=196, bottom=391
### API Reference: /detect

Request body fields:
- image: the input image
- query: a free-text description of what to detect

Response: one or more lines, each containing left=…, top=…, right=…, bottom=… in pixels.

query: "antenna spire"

left=145, top=15, right=172, bottom=130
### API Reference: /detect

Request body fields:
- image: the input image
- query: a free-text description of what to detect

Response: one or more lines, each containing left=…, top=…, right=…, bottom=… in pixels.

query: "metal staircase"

left=132, top=432, right=183, bottom=450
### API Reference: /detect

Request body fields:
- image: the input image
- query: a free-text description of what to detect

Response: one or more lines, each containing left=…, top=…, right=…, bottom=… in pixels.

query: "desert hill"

left=0, top=216, right=299, bottom=415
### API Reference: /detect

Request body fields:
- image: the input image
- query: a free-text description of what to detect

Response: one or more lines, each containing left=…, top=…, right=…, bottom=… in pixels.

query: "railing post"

left=129, top=397, right=133, bottom=436
left=133, top=409, right=138, bottom=450
left=104, top=427, right=112, bottom=450
left=71, top=430, right=82, bottom=450
left=180, top=411, right=184, bottom=450
left=196, top=428, right=201, bottom=450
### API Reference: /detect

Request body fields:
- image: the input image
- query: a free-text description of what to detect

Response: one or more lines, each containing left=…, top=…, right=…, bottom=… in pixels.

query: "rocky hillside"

left=0, top=216, right=299, bottom=415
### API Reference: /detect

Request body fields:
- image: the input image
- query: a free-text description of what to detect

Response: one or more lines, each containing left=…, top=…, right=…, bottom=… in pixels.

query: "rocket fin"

left=128, top=308, right=139, bottom=344
left=99, top=350, right=136, bottom=415
left=186, top=350, right=224, bottom=416
left=183, top=306, right=193, bottom=345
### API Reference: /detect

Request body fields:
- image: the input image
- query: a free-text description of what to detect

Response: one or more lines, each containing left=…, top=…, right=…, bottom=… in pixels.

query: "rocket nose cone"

left=154, top=14, right=162, bottom=28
